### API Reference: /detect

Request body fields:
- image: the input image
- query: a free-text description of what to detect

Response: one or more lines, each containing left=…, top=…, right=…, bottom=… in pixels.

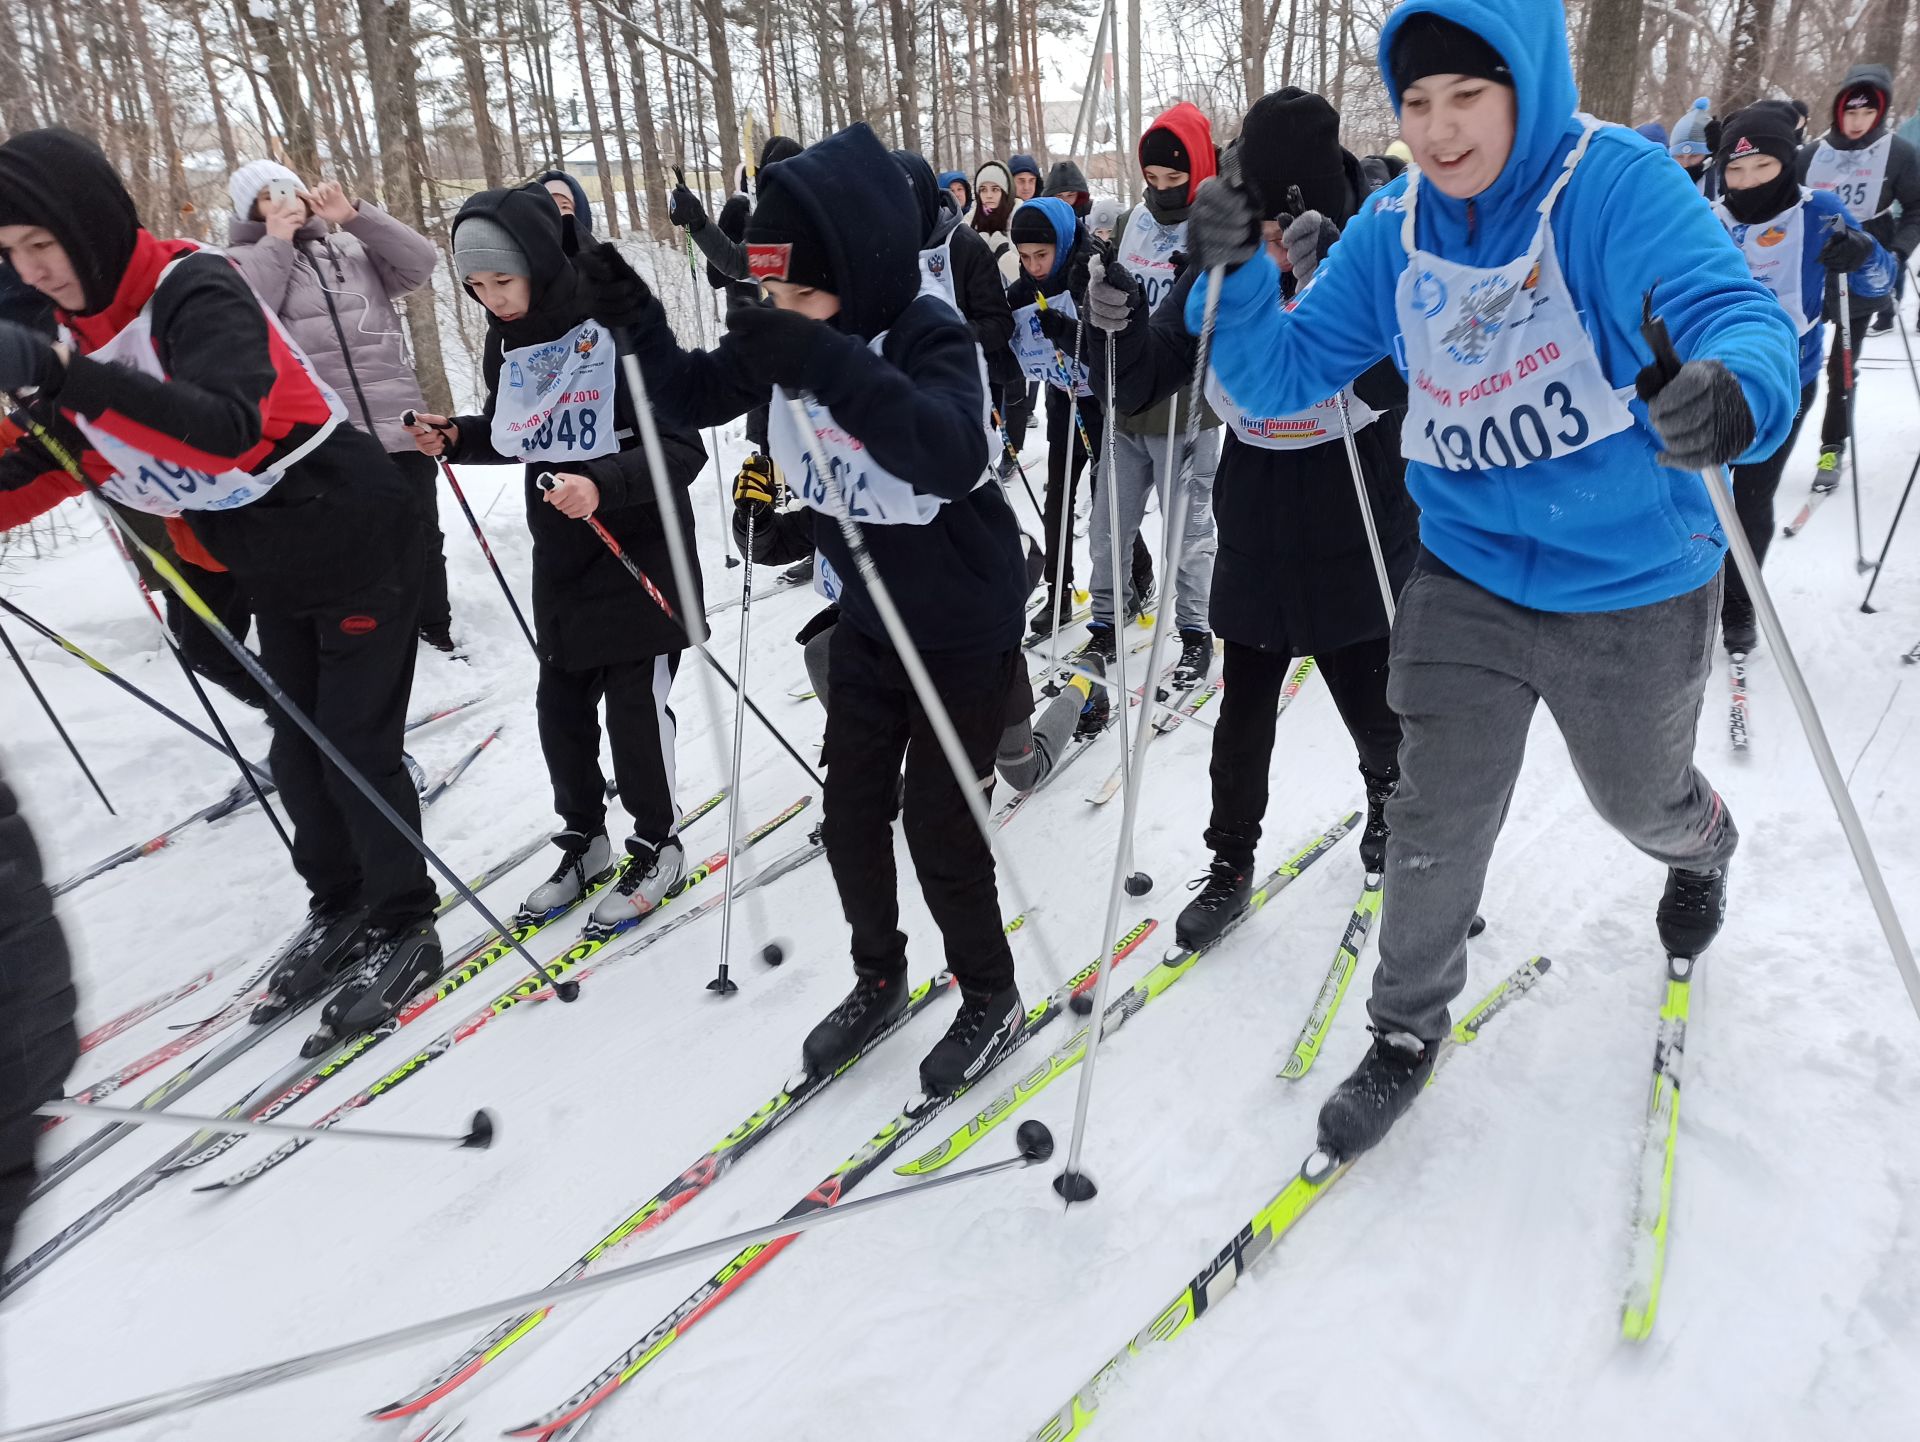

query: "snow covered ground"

left=2, top=304, right=1918, bottom=1442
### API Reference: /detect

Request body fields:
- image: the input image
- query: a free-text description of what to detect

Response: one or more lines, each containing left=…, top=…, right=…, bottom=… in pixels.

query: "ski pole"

left=990, top=404, right=1047, bottom=524
left=401, top=411, right=539, bottom=657
left=710, top=498, right=759, bottom=995
left=677, top=207, right=742, bottom=569
left=4, top=400, right=580, bottom=1006
left=35, top=1099, right=495, bottom=1153
left=0, top=1124, right=1052, bottom=1442
left=0, top=594, right=270, bottom=780
left=1039, top=292, right=1094, bottom=684
left=1836, top=266, right=1870, bottom=574
left=82, top=491, right=293, bottom=860
left=0, top=615, right=114, bottom=814
left=1641, top=299, right=1917, bottom=1024
left=1055, top=240, right=1227, bottom=1206
left=1859, top=449, right=1920, bottom=613
left=534, top=472, right=821, bottom=793
left=1097, top=323, right=1144, bottom=896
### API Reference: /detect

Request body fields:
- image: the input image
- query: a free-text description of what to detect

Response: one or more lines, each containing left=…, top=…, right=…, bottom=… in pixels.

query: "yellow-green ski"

left=1622, top=951, right=1694, bottom=1341
left=1280, top=879, right=1383, bottom=1080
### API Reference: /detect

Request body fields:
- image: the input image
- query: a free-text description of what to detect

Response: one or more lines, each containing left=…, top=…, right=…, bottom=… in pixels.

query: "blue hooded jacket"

left=1188, top=0, right=1800, bottom=613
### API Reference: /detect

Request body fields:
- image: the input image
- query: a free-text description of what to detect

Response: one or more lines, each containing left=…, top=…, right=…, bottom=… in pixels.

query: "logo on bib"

left=747, top=243, right=793, bottom=282
left=1440, top=276, right=1520, bottom=365
left=522, top=338, right=572, bottom=397
left=1757, top=226, right=1789, bottom=247
left=925, top=251, right=946, bottom=279
left=573, top=325, right=601, bottom=359
left=1411, top=270, right=1448, bottom=319
left=340, top=615, right=378, bottom=636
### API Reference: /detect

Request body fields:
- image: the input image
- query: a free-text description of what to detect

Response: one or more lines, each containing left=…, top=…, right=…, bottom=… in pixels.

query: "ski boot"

left=1074, top=653, right=1110, bottom=737
left=1359, top=767, right=1398, bottom=876
left=306, top=916, right=444, bottom=1053
left=1314, top=1027, right=1438, bottom=1165
left=1722, top=598, right=1758, bottom=657
left=1172, top=629, right=1213, bottom=690
left=1656, top=864, right=1728, bottom=959
left=782, top=556, right=816, bottom=586
left=520, top=830, right=617, bottom=921
left=588, top=836, right=688, bottom=935
left=804, top=966, right=910, bottom=1076
left=919, top=982, right=1024, bottom=1097
left=419, top=623, right=456, bottom=654
left=251, top=905, right=370, bottom=1024
left=1027, top=590, right=1075, bottom=641
left=1084, top=621, right=1119, bottom=665
left=1812, top=444, right=1843, bottom=494
left=1176, top=857, right=1251, bottom=951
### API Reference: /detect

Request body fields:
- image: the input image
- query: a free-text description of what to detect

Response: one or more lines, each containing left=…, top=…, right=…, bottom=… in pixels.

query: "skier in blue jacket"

left=1711, top=102, right=1893, bottom=654
left=1180, top=0, right=1801, bottom=1162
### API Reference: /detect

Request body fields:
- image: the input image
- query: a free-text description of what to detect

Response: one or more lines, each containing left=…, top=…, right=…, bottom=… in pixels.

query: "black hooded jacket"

left=446, top=186, right=707, bottom=670
left=1109, top=152, right=1417, bottom=657
left=0, top=769, right=77, bottom=1270
left=1796, top=63, right=1920, bottom=264
left=632, top=124, right=1024, bottom=656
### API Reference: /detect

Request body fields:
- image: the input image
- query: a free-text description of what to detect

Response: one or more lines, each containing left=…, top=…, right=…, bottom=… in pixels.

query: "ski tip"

left=1300, top=1148, right=1340, bottom=1184
left=461, top=1109, right=497, bottom=1150
left=1278, top=1055, right=1309, bottom=1081
left=298, top=1032, right=333, bottom=1060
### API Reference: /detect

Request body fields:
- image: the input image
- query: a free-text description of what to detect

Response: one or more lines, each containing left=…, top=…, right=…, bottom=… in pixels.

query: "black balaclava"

left=891, top=149, right=944, bottom=245
left=1138, top=126, right=1193, bottom=222
left=1717, top=105, right=1802, bottom=225
left=1238, top=87, right=1356, bottom=225
left=1388, top=13, right=1514, bottom=95
left=0, top=128, right=140, bottom=316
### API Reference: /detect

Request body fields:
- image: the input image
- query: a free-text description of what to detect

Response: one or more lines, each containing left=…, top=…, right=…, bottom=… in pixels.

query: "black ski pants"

left=1726, top=380, right=1817, bottom=621
left=388, top=448, right=452, bottom=633
left=1821, top=301, right=1881, bottom=449
left=537, top=652, right=682, bottom=856
left=252, top=548, right=434, bottom=929
left=1205, top=638, right=1400, bottom=870
left=164, top=559, right=269, bottom=709
left=822, top=622, right=1018, bottom=995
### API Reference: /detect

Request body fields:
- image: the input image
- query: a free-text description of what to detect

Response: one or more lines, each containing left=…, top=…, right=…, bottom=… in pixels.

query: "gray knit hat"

left=452, top=213, right=530, bottom=278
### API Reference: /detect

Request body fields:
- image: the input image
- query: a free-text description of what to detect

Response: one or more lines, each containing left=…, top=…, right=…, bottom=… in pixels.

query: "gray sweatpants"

left=1371, top=565, right=1738, bottom=1041
left=1090, top=424, right=1219, bottom=632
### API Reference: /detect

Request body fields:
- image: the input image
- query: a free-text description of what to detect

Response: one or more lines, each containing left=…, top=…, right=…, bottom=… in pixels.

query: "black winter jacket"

left=1796, top=64, right=1920, bottom=267
left=448, top=189, right=707, bottom=671
left=933, top=217, right=1020, bottom=388
left=1116, top=262, right=1418, bottom=657
left=0, top=772, right=77, bottom=1269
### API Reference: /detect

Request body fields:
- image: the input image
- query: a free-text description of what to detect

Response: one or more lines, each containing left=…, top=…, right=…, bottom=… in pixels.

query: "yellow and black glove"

left=733, top=452, right=779, bottom=526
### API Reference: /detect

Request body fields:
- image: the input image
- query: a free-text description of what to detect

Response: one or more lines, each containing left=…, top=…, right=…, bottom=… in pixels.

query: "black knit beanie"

left=1238, top=88, right=1354, bottom=224
left=0, top=128, right=140, bottom=315
left=1389, top=14, right=1513, bottom=96
left=744, top=180, right=836, bottom=292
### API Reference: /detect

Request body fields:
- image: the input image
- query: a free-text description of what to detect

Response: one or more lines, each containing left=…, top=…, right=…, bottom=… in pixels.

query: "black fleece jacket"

left=1796, top=63, right=1920, bottom=264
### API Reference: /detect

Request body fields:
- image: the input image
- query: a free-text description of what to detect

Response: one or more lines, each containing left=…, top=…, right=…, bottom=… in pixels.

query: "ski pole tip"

left=1017, top=1120, right=1055, bottom=1163
left=462, top=1109, right=497, bottom=1150
left=1125, top=871, right=1153, bottom=898
left=553, top=980, right=581, bottom=1003
left=1052, top=1167, right=1097, bottom=1203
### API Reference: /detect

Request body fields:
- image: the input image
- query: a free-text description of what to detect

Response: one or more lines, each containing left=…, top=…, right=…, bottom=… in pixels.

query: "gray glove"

left=1281, top=210, right=1341, bottom=286
left=1085, top=254, right=1141, bottom=333
left=1185, top=149, right=1261, bottom=275
left=1645, top=359, right=1756, bottom=469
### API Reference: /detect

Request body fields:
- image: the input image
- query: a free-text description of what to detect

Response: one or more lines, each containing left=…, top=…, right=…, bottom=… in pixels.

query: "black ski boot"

left=1173, top=630, right=1213, bottom=689
left=1084, top=622, right=1119, bottom=664
left=1176, top=857, right=1252, bottom=950
left=1074, top=653, right=1110, bottom=736
left=783, top=556, right=816, bottom=585
left=252, top=905, right=370, bottom=1023
left=919, top=982, right=1024, bottom=1097
left=419, top=623, right=456, bottom=654
left=1359, top=767, right=1398, bottom=875
left=1027, top=591, right=1074, bottom=640
left=1656, top=864, right=1728, bottom=959
left=1722, top=598, right=1758, bottom=657
left=1314, top=1027, right=1437, bottom=1164
left=803, top=967, right=910, bottom=1076
left=307, top=916, right=444, bottom=1054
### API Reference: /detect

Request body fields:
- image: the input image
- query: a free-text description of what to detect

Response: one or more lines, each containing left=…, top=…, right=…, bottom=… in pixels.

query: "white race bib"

left=1806, top=136, right=1893, bottom=225
left=1714, top=193, right=1814, bottom=335
left=1394, top=118, right=1636, bottom=475
left=1206, top=371, right=1380, bottom=451
left=1010, top=292, right=1091, bottom=396
left=1116, top=205, right=1186, bottom=313
left=918, top=233, right=958, bottom=309
left=491, top=320, right=619, bottom=463
left=68, top=251, right=345, bottom=516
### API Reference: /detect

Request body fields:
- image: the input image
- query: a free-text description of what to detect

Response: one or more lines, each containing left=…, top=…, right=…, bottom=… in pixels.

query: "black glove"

left=0, top=320, right=58, bottom=395
left=733, top=451, right=778, bottom=527
left=1817, top=225, right=1875, bottom=274
left=1006, top=272, right=1043, bottom=311
left=1640, top=359, right=1756, bottom=469
left=668, top=183, right=708, bottom=232
left=725, top=301, right=842, bottom=392
left=1065, top=235, right=1113, bottom=300
left=575, top=243, right=655, bottom=330
left=1186, top=166, right=1261, bottom=275
left=1085, top=253, right=1141, bottom=334
left=1035, top=306, right=1077, bottom=344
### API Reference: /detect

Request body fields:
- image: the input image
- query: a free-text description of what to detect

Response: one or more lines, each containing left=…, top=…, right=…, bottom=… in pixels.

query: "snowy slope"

left=1, top=309, right=1917, bottom=1442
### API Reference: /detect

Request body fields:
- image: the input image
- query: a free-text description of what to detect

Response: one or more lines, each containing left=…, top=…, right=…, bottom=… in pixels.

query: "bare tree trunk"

left=44, top=0, right=96, bottom=140
left=224, top=3, right=281, bottom=152
left=0, top=5, right=36, bottom=134
left=1862, top=0, right=1910, bottom=98
left=1280, top=0, right=1301, bottom=94
left=598, top=6, right=644, bottom=231
left=696, top=0, right=743, bottom=184
left=500, top=27, right=527, bottom=177
left=296, top=3, right=349, bottom=174
left=884, top=0, right=921, bottom=151
left=1578, top=0, right=1647, bottom=123
left=1658, top=0, right=1701, bottom=123
left=1723, top=0, right=1775, bottom=113
left=448, top=0, right=507, bottom=186
left=614, top=0, right=668, bottom=234
left=566, top=0, right=622, bottom=235
left=122, top=0, right=196, bottom=233
left=1128, top=0, right=1142, bottom=189
left=183, top=7, right=240, bottom=174
left=989, top=0, right=1012, bottom=156
left=240, top=0, right=320, bottom=172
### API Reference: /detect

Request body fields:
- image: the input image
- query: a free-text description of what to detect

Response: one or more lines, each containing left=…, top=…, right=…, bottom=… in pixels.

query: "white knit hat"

left=228, top=159, right=302, bottom=220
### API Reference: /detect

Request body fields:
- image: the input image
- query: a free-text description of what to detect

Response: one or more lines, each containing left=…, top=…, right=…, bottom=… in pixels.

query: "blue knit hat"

left=1635, top=121, right=1669, bottom=147
left=1008, top=153, right=1042, bottom=179
left=1669, top=98, right=1713, bottom=157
